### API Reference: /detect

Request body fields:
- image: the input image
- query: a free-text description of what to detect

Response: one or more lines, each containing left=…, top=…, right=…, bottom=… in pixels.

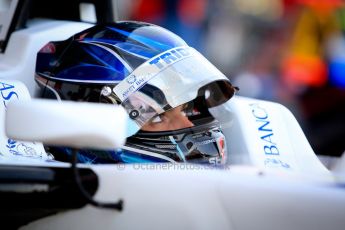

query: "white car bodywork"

left=0, top=15, right=345, bottom=230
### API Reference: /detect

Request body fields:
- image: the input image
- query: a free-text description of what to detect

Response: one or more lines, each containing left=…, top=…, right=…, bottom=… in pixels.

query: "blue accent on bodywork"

left=117, top=149, right=169, bottom=163
left=60, top=147, right=169, bottom=164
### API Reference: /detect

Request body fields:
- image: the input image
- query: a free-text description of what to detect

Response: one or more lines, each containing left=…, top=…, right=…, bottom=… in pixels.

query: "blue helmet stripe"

left=106, top=27, right=172, bottom=51
left=56, top=63, right=123, bottom=81
left=83, top=46, right=116, bottom=70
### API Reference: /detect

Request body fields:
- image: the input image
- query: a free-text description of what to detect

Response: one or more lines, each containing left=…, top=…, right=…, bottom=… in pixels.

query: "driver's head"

left=35, top=21, right=237, bottom=164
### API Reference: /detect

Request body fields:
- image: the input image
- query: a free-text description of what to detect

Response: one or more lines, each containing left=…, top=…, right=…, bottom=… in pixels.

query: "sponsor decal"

left=208, top=156, right=222, bottom=165
left=250, top=103, right=290, bottom=169
left=155, top=144, right=176, bottom=150
left=113, top=46, right=195, bottom=102
left=126, top=74, right=136, bottom=84
left=0, top=81, right=44, bottom=159
left=194, top=139, right=216, bottom=146
left=264, top=158, right=290, bottom=168
left=149, top=47, right=192, bottom=70
left=0, top=81, right=18, bottom=107
left=6, top=139, right=43, bottom=158
left=120, top=74, right=148, bottom=99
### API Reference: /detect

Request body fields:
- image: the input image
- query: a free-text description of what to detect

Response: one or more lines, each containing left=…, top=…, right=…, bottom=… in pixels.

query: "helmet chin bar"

left=126, top=118, right=227, bottom=165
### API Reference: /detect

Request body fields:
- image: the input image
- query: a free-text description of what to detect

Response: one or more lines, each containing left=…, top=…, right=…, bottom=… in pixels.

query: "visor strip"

left=113, top=46, right=195, bottom=102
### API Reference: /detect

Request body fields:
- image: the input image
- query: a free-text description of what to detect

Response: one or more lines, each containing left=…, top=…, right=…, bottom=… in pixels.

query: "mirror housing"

left=5, top=99, right=128, bottom=150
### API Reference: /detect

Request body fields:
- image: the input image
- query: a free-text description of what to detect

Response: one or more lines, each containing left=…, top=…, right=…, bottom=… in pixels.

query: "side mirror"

left=5, top=99, right=128, bottom=150
left=5, top=98, right=127, bottom=210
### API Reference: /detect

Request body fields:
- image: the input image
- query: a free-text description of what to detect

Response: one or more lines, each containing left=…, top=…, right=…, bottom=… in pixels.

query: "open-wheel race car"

left=1, top=1, right=345, bottom=229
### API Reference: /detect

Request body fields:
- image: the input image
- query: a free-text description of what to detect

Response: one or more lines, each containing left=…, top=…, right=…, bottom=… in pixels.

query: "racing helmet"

left=35, top=21, right=237, bottom=164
